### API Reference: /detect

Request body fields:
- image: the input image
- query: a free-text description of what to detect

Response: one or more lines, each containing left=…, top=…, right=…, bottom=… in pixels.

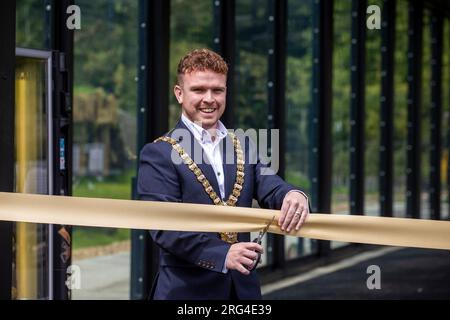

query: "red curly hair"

left=177, top=48, right=228, bottom=84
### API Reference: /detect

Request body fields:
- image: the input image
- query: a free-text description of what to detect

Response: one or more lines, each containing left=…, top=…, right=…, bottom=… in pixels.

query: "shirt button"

left=217, top=172, right=221, bottom=176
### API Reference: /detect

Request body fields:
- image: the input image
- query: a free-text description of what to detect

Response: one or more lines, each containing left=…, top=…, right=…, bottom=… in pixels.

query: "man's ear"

left=174, top=84, right=183, bottom=104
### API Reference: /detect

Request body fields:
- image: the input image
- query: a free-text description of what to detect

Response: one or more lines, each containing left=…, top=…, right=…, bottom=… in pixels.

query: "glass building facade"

left=1, top=0, right=449, bottom=299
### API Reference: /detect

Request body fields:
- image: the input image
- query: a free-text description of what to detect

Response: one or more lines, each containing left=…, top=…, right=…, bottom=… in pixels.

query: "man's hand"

left=279, top=191, right=309, bottom=232
left=225, top=242, right=263, bottom=275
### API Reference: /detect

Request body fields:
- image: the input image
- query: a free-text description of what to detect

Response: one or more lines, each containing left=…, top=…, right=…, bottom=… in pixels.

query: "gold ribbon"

left=1, top=192, right=450, bottom=250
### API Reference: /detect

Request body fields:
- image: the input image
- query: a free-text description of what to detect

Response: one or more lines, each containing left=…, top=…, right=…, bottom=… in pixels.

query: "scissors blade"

left=258, top=215, right=275, bottom=240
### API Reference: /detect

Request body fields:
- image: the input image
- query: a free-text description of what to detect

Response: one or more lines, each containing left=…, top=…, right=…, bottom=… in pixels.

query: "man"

left=138, top=48, right=309, bottom=300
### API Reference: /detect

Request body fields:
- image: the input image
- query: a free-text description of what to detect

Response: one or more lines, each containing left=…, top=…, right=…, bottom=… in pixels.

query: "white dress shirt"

left=181, top=114, right=228, bottom=200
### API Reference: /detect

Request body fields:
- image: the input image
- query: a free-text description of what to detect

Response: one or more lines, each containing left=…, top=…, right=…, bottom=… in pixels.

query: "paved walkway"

left=71, top=252, right=130, bottom=300
left=262, top=247, right=450, bottom=299
left=70, top=246, right=450, bottom=300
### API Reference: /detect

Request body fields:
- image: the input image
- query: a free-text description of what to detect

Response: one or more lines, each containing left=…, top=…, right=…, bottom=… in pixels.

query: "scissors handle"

left=247, top=236, right=262, bottom=271
left=247, top=216, right=274, bottom=271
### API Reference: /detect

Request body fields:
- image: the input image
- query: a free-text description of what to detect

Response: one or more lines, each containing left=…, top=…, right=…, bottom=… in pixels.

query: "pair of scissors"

left=247, top=216, right=275, bottom=271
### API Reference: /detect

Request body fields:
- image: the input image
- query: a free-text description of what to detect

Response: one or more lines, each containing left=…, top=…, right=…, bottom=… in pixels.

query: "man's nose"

left=203, top=90, right=214, bottom=103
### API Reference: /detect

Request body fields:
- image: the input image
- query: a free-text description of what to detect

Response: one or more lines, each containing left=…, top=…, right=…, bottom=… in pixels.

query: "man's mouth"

left=199, top=108, right=216, bottom=114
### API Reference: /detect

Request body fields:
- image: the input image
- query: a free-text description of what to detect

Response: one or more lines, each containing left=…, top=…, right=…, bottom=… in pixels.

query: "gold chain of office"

left=154, top=133, right=244, bottom=244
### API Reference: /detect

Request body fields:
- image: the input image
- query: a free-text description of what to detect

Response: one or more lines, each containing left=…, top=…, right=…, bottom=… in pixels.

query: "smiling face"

left=174, top=70, right=227, bottom=130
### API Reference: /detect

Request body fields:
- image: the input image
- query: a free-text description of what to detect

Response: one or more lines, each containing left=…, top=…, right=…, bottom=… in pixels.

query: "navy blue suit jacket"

left=137, top=120, right=297, bottom=300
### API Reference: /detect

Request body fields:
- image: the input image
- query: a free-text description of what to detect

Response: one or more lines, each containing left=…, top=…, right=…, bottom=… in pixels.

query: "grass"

left=72, top=227, right=130, bottom=250
left=72, top=170, right=134, bottom=248
left=74, top=85, right=98, bottom=95
left=72, top=170, right=134, bottom=200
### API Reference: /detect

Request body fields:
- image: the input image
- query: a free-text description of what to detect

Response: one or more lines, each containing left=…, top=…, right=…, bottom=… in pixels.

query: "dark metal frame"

left=50, top=0, right=75, bottom=300
left=406, top=0, right=423, bottom=219
left=447, top=22, right=450, bottom=221
left=310, top=0, right=333, bottom=257
left=131, top=0, right=170, bottom=300
left=350, top=0, right=366, bottom=216
left=267, top=0, right=287, bottom=270
left=429, top=12, right=443, bottom=221
left=213, top=0, right=236, bottom=129
left=0, top=0, right=15, bottom=301
left=380, top=0, right=396, bottom=217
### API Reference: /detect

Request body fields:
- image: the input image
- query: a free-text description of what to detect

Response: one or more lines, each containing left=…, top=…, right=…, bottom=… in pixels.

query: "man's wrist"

left=285, top=189, right=309, bottom=203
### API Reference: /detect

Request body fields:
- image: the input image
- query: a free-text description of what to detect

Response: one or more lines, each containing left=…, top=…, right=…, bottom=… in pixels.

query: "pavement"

left=70, top=246, right=450, bottom=300
left=71, top=252, right=130, bottom=300
left=262, top=247, right=450, bottom=300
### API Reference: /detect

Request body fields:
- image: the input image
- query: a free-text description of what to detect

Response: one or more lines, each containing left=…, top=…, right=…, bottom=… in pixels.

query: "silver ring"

left=294, top=211, right=301, bottom=217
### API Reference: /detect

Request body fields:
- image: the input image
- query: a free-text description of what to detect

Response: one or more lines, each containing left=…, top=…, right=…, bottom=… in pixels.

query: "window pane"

left=72, top=0, right=138, bottom=299
left=285, top=0, right=316, bottom=260
left=421, top=11, right=431, bottom=219
left=235, top=0, right=270, bottom=130
left=393, top=0, right=408, bottom=217
left=169, top=0, right=213, bottom=128
left=331, top=0, right=351, bottom=248
left=364, top=0, right=382, bottom=217
left=16, top=0, right=50, bottom=49
left=236, top=0, right=272, bottom=266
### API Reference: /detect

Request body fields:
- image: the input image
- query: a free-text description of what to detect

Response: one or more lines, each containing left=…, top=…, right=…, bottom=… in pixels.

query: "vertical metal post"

left=50, top=0, right=75, bottom=300
left=213, top=0, right=235, bottom=129
left=266, top=0, right=287, bottom=270
left=311, top=0, right=333, bottom=257
left=406, top=0, right=423, bottom=219
left=429, top=12, right=443, bottom=220
left=447, top=27, right=450, bottom=221
left=131, top=0, right=170, bottom=300
left=0, top=0, right=15, bottom=301
left=350, top=0, right=366, bottom=216
left=380, top=0, right=396, bottom=217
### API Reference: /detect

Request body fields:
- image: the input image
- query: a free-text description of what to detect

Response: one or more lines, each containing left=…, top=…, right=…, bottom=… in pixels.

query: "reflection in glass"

left=235, top=0, right=270, bottom=131
left=236, top=0, right=272, bottom=266
left=169, top=0, right=213, bottom=128
left=16, top=0, right=50, bottom=49
left=364, top=0, right=382, bottom=217
left=14, top=56, right=49, bottom=299
left=72, top=0, right=138, bottom=299
left=421, top=11, right=431, bottom=219
left=331, top=0, right=351, bottom=248
left=285, top=0, right=316, bottom=259
left=393, top=0, right=408, bottom=217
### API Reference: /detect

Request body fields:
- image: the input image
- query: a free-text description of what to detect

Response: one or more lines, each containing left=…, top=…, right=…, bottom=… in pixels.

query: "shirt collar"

left=181, top=113, right=228, bottom=144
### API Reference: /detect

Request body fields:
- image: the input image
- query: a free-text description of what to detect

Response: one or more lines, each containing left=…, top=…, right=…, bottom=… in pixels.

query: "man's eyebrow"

left=190, top=85, right=226, bottom=90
